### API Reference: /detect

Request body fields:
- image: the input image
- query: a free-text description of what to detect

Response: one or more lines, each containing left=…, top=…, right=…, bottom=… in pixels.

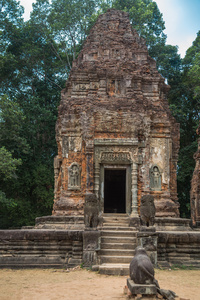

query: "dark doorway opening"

left=104, top=169, right=126, bottom=213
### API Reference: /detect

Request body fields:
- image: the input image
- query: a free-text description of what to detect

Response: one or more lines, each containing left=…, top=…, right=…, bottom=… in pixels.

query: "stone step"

left=102, top=213, right=128, bottom=217
left=101, top=242, right=136, bottom=250
left=103, top=218, right=129, bottom=223
left=101, top=230, right=136, bottom=237
left=102, top=226, right=134, bottom=231
left=102, top=222, right=129, bottom=226
left=100, top=249, right=135, bottom=256
left=101, top=236, right=136, bottom=244
left=103, top=216, right=129, bottom=221
left=99, top=263, right=130, bottom=275
left=102, top=214, right=129, bottom=223
left=100, top=255, right=133, bottom=264
left=99, top=215, right=137, bottom=275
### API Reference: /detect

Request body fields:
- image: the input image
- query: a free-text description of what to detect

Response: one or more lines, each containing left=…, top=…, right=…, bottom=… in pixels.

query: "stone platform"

left=1, top=215, right=200, bottom=271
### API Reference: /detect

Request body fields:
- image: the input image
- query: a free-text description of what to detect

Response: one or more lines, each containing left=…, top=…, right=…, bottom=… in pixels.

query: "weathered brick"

left=53, top=9, right=180, bottom=218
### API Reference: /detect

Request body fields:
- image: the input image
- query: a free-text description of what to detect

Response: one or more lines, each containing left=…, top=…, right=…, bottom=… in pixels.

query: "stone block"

left=83, top=230, right=101, bottom=266
left=127, top=279, right=157, bottom=295
left=137, top=232, right=158, bottom=266
left=139, top=226, right=156, bottom=233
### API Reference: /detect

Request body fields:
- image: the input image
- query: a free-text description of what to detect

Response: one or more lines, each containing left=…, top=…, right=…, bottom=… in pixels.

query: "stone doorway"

left=104, top=169, right=126, bottom=213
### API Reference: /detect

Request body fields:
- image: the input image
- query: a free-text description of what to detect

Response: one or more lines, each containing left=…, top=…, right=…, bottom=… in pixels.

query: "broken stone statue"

left=84, top=193, right=99, bottom=229
left=128, top=246, right=177, bottom=299
left=140, top=195, right=156, bottom=228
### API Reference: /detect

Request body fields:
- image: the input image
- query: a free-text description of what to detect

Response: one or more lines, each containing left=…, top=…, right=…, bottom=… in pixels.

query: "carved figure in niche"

left=68, top=162, right=81, bottom=189
left=150, top=165, right=161, bottom=191
left=140, top=195, right=156, bottom=227
left=84, top=193, right=99, bottom=229
left=129, top=247, right=177, bottom=300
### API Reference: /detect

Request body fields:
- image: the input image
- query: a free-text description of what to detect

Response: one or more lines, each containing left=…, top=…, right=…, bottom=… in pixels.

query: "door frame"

left=100, top=164, right=131, bottom=214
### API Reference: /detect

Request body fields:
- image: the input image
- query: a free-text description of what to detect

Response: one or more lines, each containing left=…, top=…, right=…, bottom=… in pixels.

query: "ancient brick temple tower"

left=53, top=9, right=180, bottom=219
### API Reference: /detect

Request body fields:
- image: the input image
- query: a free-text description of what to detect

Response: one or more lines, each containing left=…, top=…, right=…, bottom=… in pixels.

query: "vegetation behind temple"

left=0, top=0, right=199, bottom=228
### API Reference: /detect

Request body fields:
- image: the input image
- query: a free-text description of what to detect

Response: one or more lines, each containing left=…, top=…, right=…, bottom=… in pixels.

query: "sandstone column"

left=131, top=162, right=139, bottom=217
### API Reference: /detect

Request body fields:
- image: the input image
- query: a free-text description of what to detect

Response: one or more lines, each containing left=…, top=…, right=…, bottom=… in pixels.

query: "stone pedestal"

left=137, top=227, right=158, bottom=266
left=129, top=217, right=140, bottom=229
left=127, top=279, right=157, bottom=295
left=82, top=230, right=100, bottom=266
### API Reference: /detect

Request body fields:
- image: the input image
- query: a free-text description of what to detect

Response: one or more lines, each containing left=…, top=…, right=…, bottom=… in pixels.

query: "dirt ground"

left=0, top=268, right=199, bottom=300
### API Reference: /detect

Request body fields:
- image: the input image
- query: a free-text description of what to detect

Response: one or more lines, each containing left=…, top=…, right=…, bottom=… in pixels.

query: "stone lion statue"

left=84, top=193, right=99, bottom=229
left=130, top=246, right=159, bottom=286
left=140, top=195, right=156, bottom=227
left=130, top=246, right=177, bottom=300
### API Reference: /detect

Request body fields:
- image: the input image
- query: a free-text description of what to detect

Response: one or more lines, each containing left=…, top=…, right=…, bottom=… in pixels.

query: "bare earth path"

left=0, top=268, right=199, bottom=300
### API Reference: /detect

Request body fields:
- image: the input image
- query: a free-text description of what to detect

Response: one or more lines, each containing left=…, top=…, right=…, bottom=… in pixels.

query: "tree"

left=111, top=0, right=166, bottom=48
left=0, top=1, right=58, bottom=228
left=167, top=32, right=200, bottom=217
left=0, top=147, right=22, bottom=181
left=0, top=0, right=24, bottom=95
left=48, top=0, right=100, bottom=73
left=0, top=95, right=29, bottom=156
left=0, top=95, right=25, bottom=228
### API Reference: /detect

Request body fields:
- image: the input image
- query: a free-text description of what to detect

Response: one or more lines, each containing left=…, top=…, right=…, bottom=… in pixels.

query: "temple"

left=53, top=9, right=180, bottom=219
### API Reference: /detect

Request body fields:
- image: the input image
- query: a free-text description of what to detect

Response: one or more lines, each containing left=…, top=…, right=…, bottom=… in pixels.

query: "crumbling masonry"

left=53, top=9, right=180, bottom=219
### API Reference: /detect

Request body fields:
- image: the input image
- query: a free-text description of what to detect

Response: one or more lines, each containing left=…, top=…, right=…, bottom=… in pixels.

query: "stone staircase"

left=99, top=214, right=137, bottom=275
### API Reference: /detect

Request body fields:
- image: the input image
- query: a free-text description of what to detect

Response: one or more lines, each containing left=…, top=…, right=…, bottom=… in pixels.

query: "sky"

left=19, top=0, right=200, bottom=58
left=155, top=0, right=200, bottom=57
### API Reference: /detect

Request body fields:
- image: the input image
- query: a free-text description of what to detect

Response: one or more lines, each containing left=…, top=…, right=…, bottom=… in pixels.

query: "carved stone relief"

left=62, top=136, right=82, bottom=158
left=149, top=164, right=162, bottom=191
left=60, top=113, right=80, bottom=132
left=68, top=162, right=81, bottom=190
left=95, top=146, right=138, bottom=164
left=150, top=138, right=170, bottom=185
left=62, top=136, right=69, bottom=158
left=73, top=82, right=90, bottom=92
left=101, top=152, right=131, bottom=162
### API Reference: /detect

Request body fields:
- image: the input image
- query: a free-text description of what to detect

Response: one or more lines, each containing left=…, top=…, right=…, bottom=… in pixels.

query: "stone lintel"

left=94, top=138, right=138, bottom=146
left=127, top=279, right=157, bottom=295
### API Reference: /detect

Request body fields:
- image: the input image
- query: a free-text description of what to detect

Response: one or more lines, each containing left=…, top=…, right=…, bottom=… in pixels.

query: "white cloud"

left=155, top=0, right=184, bottom=31
left=177, top=34, right=197, bottom=57
left=154, top=0, right=195, bottom=57
left=19, top=0, right=36, bottom=20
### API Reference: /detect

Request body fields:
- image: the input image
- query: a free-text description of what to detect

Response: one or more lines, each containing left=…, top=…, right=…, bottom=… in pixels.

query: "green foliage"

left=99, top=0, right=181, bottom=82
left=0, top=147, right=22, bottom=180
left=168, top=31, right=200, bottom=217
left=170, top=264, right=195, bottom=270
left=111, top=0, right=166, bottom=47
left=0, top=1, right=58, bottom=227
left=0, top=95, right=29, bottom=155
